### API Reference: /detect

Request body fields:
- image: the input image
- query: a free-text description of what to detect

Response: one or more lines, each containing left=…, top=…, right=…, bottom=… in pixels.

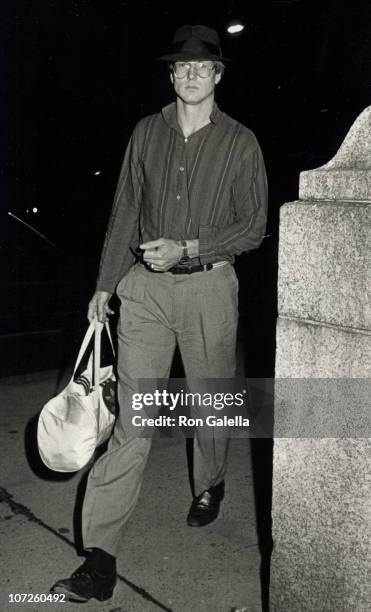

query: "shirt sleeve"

left=96, top=128, right=143, bottom=293
left=198, top=143, right=268, bottom=264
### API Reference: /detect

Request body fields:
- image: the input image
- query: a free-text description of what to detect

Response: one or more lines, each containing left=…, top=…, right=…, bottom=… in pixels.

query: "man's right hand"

left=87, top=291, right=114, bottom=323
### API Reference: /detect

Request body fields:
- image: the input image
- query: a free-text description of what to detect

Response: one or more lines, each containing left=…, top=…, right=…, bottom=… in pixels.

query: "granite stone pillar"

left=270, top=107, right=371, bottom=611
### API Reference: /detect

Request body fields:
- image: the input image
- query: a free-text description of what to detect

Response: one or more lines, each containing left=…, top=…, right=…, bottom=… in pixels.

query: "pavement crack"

left=0, top=486, right=173, bottom=611
left=0, top=485, right=72, bottom=544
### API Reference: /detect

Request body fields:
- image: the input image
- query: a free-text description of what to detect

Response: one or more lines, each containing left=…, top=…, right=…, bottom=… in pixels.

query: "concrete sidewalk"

left=0, top=371, right=262, bottom=612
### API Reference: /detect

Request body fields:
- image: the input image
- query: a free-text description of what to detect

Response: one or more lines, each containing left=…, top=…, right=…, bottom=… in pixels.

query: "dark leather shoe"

left=187, top=481, right=225, bottom=527
left=50, top=559, right=116, bottom=602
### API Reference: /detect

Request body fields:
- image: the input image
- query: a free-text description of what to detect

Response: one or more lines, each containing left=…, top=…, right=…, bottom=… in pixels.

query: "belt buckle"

left=177, top=259, right=193, bottom=274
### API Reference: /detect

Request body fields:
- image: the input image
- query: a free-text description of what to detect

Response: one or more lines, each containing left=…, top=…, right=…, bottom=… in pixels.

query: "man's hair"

left=214, top=61, right=225, bottom=75
left=168, top=61, right=225, bottom=75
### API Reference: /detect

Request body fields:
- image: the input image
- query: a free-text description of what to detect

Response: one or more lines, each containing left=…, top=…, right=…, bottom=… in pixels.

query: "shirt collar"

left=161, top=102, right=222, bottom=132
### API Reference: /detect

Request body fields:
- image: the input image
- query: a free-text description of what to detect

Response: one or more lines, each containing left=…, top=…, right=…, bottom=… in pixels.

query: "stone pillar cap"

left=299, top=106, right=371, bottom=201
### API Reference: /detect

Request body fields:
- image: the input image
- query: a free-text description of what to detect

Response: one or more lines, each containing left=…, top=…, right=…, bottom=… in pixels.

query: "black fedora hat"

left=158, top=24, right=229, bottom=62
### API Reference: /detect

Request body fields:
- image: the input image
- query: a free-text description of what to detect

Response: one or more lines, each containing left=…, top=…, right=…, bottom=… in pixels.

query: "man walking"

left=52, top=24, right=267, bottom=602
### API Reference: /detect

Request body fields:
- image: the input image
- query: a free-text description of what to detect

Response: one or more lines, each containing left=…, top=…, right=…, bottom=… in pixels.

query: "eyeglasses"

left=172, top=61, right=215, bottom=79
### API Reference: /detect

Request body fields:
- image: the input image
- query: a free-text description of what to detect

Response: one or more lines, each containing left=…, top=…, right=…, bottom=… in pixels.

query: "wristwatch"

left=179, top=240, right=190, bottom=265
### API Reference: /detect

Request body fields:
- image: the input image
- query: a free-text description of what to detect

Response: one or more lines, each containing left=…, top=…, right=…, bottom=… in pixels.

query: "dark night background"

left=1, top=0, right=370, bottom=375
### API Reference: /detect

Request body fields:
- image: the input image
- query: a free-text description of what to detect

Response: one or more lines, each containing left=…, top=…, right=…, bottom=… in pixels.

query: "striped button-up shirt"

left=96, top=102, right=268, bottom=292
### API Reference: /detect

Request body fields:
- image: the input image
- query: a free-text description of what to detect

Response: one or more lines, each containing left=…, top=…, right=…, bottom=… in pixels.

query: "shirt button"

left=184, top=138, right=188, bottom=143
left=179, top=166, right=185, bottom=172
left=176, top=195, right=181, bottom=200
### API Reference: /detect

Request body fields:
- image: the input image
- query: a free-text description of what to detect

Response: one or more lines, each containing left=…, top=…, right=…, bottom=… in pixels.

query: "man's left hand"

left=140, top=238, right=182, bottom=271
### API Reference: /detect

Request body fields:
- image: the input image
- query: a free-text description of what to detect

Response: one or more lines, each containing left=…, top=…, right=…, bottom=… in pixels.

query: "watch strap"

left=179, top=240, right=190, bottom=264
left=181, top=240, right=188, bottom=259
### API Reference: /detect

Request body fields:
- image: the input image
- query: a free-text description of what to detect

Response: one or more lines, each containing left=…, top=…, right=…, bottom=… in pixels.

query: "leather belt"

left=141, top=261, right=228, bottom=275
left=168, top=262, right=214, bottom=275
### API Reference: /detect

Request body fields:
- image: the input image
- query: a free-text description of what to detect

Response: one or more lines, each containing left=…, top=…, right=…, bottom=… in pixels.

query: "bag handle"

left=73, top=320, right=95, bottom=375
left=104, top=320, right=115, bottom=355
left=93, top=320, right=115, bottom=390
left=73, top=319, right=114, bottom=378
left=93, top=319, right=102, bottom=390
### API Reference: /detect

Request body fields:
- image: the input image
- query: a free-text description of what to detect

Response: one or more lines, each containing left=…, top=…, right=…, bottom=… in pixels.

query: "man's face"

left=170, top=60, right=222, bottom=106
